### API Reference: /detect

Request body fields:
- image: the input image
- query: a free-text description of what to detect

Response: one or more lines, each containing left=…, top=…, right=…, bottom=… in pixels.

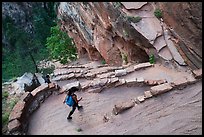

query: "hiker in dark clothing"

left=63, top=87, right=83, bottom=120
left=44, top=74, right=60, bottom=90
left=44, top=74, right=51, bottom=84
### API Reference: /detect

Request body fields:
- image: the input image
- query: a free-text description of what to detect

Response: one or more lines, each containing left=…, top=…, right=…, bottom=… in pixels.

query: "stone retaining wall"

left=112, top=71, right=202, bottom=115
left=7, top=83, right=58, bottom=135
left=53, top=62, right=153, bottom=81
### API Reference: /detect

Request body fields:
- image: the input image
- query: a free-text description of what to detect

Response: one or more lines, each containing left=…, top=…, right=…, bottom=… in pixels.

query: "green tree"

left=46, top=25, right=77, bottom=64
left=32, top=4, right=56, bottom=46
left=2, top=3, right=57, bottom=82
left=2, top=16, right=37, bottom=80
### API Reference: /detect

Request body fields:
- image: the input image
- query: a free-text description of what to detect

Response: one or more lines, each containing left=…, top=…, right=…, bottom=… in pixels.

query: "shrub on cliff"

left=46, top=25, right=77, bottom=64
left=154, top=8, right=162, bottom=19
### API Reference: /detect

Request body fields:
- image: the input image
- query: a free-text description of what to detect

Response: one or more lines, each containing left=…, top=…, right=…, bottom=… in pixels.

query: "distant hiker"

left=44, top=74, right=60, bottom=90
left=44, top=74, right=51, bottom=84
left=63, top=87, right=83, bottom=120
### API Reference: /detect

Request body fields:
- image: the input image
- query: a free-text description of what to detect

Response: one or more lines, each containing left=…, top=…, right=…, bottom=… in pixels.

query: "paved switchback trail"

left=27, top=67, right=202, bottom=135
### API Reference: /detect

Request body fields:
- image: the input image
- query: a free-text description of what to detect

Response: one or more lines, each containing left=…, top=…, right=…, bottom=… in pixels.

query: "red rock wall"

left=156, top=2, right=202, bottom=69
left=58, top=2, right=150, bottom=66
left=57, top=2, right=202, bottom=68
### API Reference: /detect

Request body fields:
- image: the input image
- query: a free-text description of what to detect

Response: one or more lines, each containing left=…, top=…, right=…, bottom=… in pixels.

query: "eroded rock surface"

left=57, top=2, right=201, bottom=70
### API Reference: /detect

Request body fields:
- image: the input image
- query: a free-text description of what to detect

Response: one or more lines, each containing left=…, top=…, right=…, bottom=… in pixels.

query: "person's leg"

left=76, top=103, right=83, bottom=110
left=73, top=102, right=83, bottom=110
left=67, top=105, right=76, bottom=119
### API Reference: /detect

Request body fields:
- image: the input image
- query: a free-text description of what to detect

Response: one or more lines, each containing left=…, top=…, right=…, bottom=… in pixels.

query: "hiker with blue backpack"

left=63, top=87, right=83, bottom=120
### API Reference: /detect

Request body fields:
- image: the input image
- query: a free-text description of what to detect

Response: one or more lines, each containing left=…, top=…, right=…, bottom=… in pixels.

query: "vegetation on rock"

left=101, top=59, right=106, bottom=65
left=2, top=89, right=19, bottom=133
left=46, top=25, right=77, bottom=64
left=154, top=8, right=162, bottom=19
left=149, top=54, right=155, bottom=64
left=121, top=53, right=128, bottom=65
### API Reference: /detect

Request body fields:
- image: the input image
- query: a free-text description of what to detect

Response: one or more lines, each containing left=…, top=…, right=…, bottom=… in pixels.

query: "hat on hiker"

left=46, top=74, right=50, bottom=78
left=68, top=87, right=79, bottom=95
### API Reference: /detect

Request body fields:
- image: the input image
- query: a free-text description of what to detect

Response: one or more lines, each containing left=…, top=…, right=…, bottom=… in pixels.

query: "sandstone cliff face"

left=57, top=2, right=202, bottom=69
left=58, top=2, right=151, bottom=66
left=156, top=2, right=202, bottom=69
left=2, top=2, right=37, bottom=34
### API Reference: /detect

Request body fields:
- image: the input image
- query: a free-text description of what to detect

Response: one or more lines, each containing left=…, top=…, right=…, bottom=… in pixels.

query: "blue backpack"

left=65, top=95, right=74, bottom=107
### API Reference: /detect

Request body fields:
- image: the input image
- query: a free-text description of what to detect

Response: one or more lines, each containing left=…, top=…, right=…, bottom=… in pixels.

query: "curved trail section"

left=27, top=81, right=202, bottom=135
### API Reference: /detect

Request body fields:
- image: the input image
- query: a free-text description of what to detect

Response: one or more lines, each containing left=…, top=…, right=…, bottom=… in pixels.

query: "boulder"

left=115, top=69, right=127, bottom=77
left=11, top=72, right=42, bottom=96
left=150, top=83, right=173, bottom=95
left=89, top=78, right=108, bottom=88
left=125, top=77, right=137, bottom=85
left=112, top=101, right=135, bottom=115
left=170, top=78, right=188, bottom=88
left=34, top=73, right=45, bottom=85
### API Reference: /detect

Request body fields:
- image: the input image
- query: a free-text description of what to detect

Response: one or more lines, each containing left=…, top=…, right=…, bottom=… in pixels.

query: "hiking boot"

left=67, top=116, right=72, bottom=120
left=78, top=106, right=83, bottom=110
